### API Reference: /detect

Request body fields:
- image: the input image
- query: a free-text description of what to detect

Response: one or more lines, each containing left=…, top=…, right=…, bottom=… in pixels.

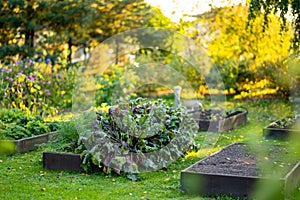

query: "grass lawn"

left=1, top=98, right=300, bottom=199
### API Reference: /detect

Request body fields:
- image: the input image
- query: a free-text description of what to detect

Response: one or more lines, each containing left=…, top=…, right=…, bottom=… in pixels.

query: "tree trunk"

left=25, top=29, right=35, bottom=57
left=115, top=39, right=119, bottom=64
left=68, top=38, right=72, bottom=63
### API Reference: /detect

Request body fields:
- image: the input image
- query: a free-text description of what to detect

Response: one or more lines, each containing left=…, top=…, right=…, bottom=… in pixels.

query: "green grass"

left=1, top=99, right=300, bottom=199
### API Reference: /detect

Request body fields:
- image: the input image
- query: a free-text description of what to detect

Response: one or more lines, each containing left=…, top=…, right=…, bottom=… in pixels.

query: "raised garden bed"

left=189, top=109, right=247, bottom=132
left=263, top=116, right=300, bottom=140
left=180, top=143, right=300, bottom=199
left=0, top=109, right=60, bottom=153
left=1, top=131, right=56, bottom=153
left=43, top=152, right=101, bottom=172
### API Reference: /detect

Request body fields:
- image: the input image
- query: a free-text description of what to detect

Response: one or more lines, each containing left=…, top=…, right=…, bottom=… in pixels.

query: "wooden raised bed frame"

left=180, top=143, right=300, bottom=199
left=190, top=111, right=247, bottom=132
left=0, top=131, right=56, bottom=153
left=263, top=124, right=300, bottom=140
left=43, top=152, right=101, bottom=172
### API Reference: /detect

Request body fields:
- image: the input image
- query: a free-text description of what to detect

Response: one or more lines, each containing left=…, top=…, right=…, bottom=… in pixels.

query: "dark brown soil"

left=188, top=143, right=297, bottom=177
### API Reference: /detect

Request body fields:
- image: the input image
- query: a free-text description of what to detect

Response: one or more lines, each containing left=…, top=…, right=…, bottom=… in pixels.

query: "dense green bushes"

left=0, top=109, right=59, bottom=140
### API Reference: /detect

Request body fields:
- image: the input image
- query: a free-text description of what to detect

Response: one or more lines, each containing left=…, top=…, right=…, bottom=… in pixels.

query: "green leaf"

left=0, top=141, right=15, bottom=155
left=127, top=174, right=139, bottom=181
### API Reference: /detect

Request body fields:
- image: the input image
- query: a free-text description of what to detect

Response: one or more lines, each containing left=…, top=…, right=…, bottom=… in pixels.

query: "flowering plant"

left=0, top=58, right=75, bottom=115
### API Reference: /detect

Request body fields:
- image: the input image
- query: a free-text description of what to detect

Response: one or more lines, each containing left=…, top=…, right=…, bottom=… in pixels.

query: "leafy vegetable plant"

left=0, top=108, right=27, bottom=123
left=80, top=98, right=198, bottom=176
left=0, top=109, right=59, bottom=140
left=196, top=106, right=248, bottom=121
left=269, top=116, right=299, bottom=129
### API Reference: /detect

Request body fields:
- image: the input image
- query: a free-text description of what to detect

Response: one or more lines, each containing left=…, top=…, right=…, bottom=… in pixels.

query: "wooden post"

left=174, top=86, right=182, bottom=108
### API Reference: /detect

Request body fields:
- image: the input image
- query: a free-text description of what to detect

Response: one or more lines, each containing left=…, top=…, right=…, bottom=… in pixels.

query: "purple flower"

left=22, top=65, right=28, bottom=69
left=41, top=80, right=45, bottom=85
left=47, top=81, right=51, bottom=85
left=15, top=61, right=23, bottom=65
left=9, top=78, right=13, bottom=82
left=38, top=58, right=42, bottom=62
left=29, top=76, right=35, bottom=81
left=45, top=58, right=51, bottom=64
left=17, top=70, right=24, bottom=76
left=6, top=69, right=12, bottom=73
left=5, top=76, right=9, bottom=80
left=45, top=89, right=51, bottom=96
left=26, top=59, right=34, bottom=64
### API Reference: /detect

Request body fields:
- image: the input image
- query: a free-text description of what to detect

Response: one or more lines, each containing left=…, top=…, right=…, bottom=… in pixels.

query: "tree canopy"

left=248, top=0, right=300, bottom=52
left=193, top=4, right=293, bottom=97
left=0, top=0, right=175, bottom=63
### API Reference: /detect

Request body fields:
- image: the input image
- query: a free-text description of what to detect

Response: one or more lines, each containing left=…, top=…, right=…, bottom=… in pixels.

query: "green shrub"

left=56, top=119, right=79, bottom=144
left=95, top=63, right=137, bottom=106
left=46, top=118, right=82, bottom=153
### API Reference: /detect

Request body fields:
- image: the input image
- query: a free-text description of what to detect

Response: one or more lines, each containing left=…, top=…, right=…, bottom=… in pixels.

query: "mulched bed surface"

left=188, top=143, right=297, bottom=177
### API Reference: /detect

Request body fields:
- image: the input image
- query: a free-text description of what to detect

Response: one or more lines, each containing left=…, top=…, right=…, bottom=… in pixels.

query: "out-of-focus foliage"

left=0, top=141, right=15, bottom=154
left=248, top=0, right=300, bottom=53
left=193, top=5, right=293, bottom=98
left=95, top=63, right=137, bottom=106
left=0, top=0, right=177, bottom=114
left=0, top=0, right=175, bottom=63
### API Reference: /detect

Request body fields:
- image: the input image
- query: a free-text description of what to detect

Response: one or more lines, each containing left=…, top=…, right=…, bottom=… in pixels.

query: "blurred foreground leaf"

left=0, top=141, right=15, bottom=155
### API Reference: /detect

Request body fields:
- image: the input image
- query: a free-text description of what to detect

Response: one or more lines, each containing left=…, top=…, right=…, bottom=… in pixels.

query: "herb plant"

left=46, top=118, right=84, bottom=153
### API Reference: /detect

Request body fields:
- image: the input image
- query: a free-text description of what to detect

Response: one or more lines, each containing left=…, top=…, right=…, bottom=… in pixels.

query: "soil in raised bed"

left=190, top=109, right=244, bottom=121
left=188, top=144, right=298, bottom=178
left=190, top=109, right=235, bottom=121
